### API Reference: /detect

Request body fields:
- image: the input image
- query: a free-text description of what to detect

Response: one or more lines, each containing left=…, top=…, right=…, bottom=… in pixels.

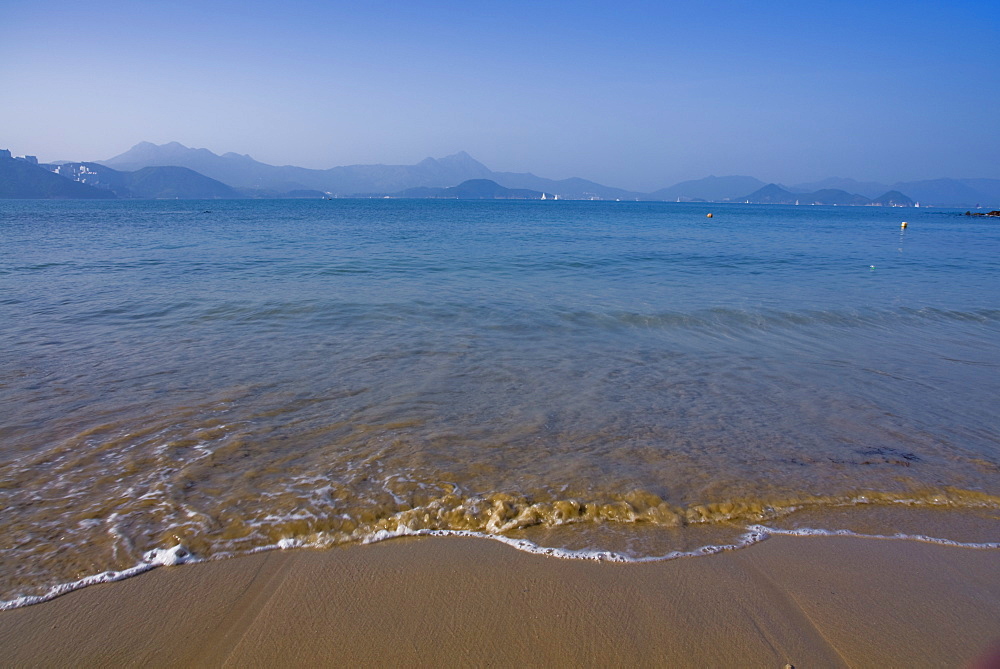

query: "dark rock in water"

left=964, top=210, right=1000, bottom=217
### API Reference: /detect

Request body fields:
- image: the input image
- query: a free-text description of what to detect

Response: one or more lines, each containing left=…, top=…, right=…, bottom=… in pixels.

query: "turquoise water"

left=1, top=199, right=999, bottom=605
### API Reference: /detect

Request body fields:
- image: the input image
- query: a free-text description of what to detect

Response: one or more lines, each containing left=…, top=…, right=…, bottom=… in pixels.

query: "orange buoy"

left=901, top=221, right=908, bottom=229
left=706, top=213, right=713, bottom=218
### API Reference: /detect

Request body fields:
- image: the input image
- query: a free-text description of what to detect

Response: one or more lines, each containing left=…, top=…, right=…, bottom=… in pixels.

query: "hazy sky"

left=2, top=1, right=998, bottom=190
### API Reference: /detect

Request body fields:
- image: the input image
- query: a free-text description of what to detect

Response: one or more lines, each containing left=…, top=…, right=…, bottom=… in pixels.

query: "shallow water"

left=1, top=199, right=998, bottom=605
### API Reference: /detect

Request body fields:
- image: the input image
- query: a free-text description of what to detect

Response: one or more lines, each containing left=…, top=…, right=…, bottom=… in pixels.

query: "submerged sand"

left=0, top=534, right=997, bottom=667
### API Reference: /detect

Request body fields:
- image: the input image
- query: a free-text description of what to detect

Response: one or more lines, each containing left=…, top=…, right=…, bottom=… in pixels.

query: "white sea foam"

left=0, top=544, right=195, bottom=611
left=749, top=525, right=1000, bottom=549
left=360, top=524, right=772, bottom=563
left=143, top=544, right=195, bottom=566
left=3, top=523, right=998, bottom=611
left=360, top=522, right=1000, bottom=563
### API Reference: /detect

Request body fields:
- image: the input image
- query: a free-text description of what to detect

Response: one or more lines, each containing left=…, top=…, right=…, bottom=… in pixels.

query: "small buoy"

left=706, top=213, right=713, bottom=218
left=900, top=221, right=908, bottom=228
left=870, top=265, right=876, bottom=270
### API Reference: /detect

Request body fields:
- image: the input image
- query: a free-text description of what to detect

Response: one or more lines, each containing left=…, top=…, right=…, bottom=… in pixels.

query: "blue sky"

left=2, top=0, right=997, bottom=189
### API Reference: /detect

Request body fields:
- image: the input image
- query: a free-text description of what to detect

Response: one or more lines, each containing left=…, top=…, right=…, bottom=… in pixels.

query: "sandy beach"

left=1, top=533, right=997, bottom=667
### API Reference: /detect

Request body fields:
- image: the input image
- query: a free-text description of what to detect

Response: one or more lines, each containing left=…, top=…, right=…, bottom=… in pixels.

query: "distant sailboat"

left=541, top=193, right=547, bottom=200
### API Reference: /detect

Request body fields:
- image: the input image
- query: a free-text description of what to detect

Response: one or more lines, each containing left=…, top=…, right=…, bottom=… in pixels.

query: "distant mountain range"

left=98, top=142, right=1000, bottom=206
left=99, top=142, right=634, bottom=200
left=2, top=142, right=998, bottom=206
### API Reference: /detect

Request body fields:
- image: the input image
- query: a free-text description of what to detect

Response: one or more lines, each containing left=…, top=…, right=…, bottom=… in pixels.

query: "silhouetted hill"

left=648, top=175, right=767, bottom=202
left=488, top=172, right=639, bottom=200
left=789, top=177, right=890, bottom=199
left=805, top=189, right=871, bottom=205
left=743, top=184, right=799, bottom=204
left=742, top=184, right=873, bottom=205
left=48, top=162, right=128, bottom=193
left=395, top=179, right=549, bottom=199
left=0, top=155, right=115, bottom=199
left=50, top=163, right=243, bottom=199
left=870, top=190, right=914, bottom=207
left=125, top=166, right=243, bottom=199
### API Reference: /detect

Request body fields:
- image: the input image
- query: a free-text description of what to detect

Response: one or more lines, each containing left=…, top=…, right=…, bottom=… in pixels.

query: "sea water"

left=1, top=199, right=998, bottom=607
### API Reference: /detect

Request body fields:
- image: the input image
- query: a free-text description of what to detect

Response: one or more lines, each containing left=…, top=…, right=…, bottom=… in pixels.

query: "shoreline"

left=6, top=516, right=999, bottom=613
left=1, top=533, right=998, bottom=666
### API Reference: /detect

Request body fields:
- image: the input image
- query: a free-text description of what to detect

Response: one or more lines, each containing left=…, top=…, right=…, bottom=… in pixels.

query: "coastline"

left=1, top=533, right=997, bottom=666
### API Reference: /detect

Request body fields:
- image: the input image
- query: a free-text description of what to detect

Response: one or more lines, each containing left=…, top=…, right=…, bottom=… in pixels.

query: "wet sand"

left=0, top=534, right=998, bottom=667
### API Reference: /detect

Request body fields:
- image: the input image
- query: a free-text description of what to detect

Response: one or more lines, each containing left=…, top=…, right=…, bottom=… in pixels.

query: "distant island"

left=2, top=143, right=999, bottom=207
left=741, top=184, right=914, bottom=207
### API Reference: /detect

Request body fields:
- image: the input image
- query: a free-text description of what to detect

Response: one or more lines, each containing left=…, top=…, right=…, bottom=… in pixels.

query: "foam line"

left=0, top=545, right=195, bottom=611
left=4, top=524, right=998, bottom=611
left=361, top=525, right=773, bottom=563
left=749, top=525, right=1000, bottom=549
